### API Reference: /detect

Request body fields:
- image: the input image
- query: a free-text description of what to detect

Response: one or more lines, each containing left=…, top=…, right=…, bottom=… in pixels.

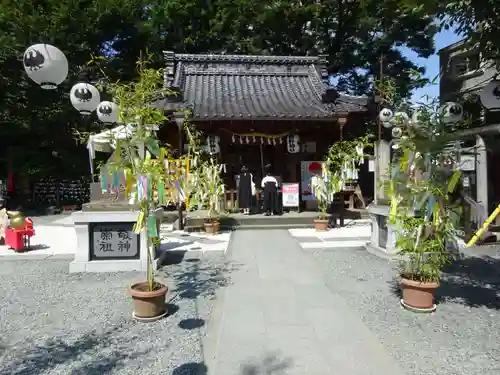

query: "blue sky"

left=401, top=27, right=463, bottom=102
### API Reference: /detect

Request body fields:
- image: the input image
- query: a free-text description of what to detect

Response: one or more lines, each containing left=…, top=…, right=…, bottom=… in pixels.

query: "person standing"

left=261, top=168, right=278, bottom=216
left=238, top=166, right=254, bottom=215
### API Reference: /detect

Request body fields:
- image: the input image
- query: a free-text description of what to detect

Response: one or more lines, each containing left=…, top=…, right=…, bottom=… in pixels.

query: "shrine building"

left=153, top=52, right=373, bottom=209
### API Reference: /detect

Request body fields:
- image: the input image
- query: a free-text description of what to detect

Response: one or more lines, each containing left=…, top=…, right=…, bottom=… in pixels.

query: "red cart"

left=5, top=218, right=35, bottom=252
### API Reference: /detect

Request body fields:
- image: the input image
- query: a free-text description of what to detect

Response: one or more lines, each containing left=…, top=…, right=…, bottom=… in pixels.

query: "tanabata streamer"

left=100, top=170, right=109, bottom=192
left=112, top=171, right=120, bottom=189
left=157, top=180, right=165, bottom=204
left=137, top=175, right=145, bottom=200
left=147, top=214, right=158, bottom=238
left=146, top=174, right=152, bottom=200
left=133, top=211, right=145, bottom=233
left=125, top=169, right=134, bottom=197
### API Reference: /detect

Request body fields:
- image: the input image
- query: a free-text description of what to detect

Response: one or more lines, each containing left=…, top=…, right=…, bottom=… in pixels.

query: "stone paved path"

left=203, top=229, right=407, bottom=375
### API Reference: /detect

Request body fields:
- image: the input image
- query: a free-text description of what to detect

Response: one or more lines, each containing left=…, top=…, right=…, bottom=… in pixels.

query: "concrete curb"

left=0, top=253, right=75, bottom=261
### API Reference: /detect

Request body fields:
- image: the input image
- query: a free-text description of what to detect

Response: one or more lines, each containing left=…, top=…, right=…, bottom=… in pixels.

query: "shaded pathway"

left=203, top=230, right=406, bottom=374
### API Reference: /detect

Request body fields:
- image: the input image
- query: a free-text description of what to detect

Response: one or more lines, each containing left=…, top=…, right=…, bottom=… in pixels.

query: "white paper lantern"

left=96, top=101, right=119, bottom=124
left=70, top=83, right=100, bottom=115
left=287, top=134, right=300, bottom=153
left=23, top=44, right=68, bottom=89
left=379, top=108, right=394, bottom=123
left=440, top=102, right=463, bottom=124
left=391, top=127, right=403, bottom=139
left=480, top=80, right=500, bottom=110
left=206, top=135, right=220, bottom=154
left=392, top=111, right=410, bottom=125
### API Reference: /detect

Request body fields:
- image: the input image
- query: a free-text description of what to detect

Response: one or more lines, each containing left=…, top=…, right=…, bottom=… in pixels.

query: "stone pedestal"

left=365, top=204, right=399, bottom=260
left=69, top=201, right=163, bottom=273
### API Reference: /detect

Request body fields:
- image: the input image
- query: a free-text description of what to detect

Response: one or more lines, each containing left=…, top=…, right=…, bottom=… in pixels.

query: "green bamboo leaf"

left=447, top=170, right=461, bottom=193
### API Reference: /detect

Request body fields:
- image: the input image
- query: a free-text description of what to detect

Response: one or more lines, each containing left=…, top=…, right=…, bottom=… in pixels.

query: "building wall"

left=439, top=40, right=500, bottom=225
left=439, top=40, right=498, bottom=103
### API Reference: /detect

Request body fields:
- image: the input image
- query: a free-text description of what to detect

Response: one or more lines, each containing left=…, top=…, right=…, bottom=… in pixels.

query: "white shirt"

left=261, top=175, right=278, bottom=188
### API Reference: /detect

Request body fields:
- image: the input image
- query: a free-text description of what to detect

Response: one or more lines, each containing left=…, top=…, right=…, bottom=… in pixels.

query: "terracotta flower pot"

left=313, top=218, right=329, bottom=232
left=400, top=277, right=439, bottom=310
left=204, top=220, right=220, bottom=235
left=130, top=282, right=168, bottom=321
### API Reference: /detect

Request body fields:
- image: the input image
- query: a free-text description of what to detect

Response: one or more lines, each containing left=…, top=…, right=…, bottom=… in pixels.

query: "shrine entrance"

left=222, top=142, right=289, bottom=189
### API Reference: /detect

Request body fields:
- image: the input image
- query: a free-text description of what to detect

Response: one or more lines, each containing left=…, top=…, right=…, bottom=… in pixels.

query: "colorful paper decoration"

left=100, top=171, right=109, bottom=192
left=147, top=214, right=158, bottom=238
left=146, top=174, right=152, bottom=200
left=157, top=180, right=165, bottom=204
left=112, top=171, right=119, bottom=189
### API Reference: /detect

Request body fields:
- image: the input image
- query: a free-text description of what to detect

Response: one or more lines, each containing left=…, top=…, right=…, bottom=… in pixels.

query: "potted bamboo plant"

left=384, top=98, right=464, bottom=312
left=190, top=157, right=225, bottom=234
left=93, top=54, right=179, bottom=321
left=312, top=170, right=342, bottom=231
left=313, top=135, right=371, bottom=231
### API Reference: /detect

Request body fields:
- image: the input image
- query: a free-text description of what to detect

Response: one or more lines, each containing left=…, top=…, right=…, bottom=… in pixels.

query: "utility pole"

left=374, top=53, right=384, bottom=205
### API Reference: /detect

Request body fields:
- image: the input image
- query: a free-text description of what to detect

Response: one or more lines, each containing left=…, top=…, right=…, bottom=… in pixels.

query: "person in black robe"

left=238, top=166, right=253, bottom=215
left=261, top=166, right=278, bottom=216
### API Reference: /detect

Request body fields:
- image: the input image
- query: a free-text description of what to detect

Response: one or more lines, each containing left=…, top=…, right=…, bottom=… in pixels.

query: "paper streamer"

left=137, top=175, right=145, bottom=200
left=112, top=171, right=120, bottom=189
left=146, top=174, right=152, bottom=200
left=125, top=169, right=134, bottom=197
left=100, top=170, right=109, bottom=193
left=147, top=214, right=158, bottom=238
left=133, top=211, right=145, bottom=233
left=158, top=180, right=165, bottom=205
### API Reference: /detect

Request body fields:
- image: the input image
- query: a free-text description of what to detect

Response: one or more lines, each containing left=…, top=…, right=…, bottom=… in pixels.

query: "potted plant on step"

left=190, top=157, right=224, bottom=234
left=312, top=169, right=342, bottom=231
left=381, top=81, right=464, bottom=312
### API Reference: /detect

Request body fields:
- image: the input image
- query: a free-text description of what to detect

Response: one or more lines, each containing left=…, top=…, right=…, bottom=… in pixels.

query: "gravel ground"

left=310, top=246, right=500, bottom=375
left=0, top=252, right=234, bottom=375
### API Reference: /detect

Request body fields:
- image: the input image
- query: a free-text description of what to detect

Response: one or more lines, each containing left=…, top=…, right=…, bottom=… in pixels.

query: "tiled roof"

left=154, top=52, right=368, bottom=120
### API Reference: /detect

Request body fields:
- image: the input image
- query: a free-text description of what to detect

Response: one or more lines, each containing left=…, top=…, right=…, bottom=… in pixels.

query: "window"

left=450, top=53, right=481, bottom=77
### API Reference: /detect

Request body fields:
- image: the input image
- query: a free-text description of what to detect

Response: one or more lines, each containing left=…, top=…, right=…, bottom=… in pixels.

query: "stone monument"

left=365, top=140, right=399, bottom=259
left=69, top=186, right=163, bottom=273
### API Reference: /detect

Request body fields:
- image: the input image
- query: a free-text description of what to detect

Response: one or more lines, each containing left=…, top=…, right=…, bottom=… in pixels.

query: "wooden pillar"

left=338, top=117, right=347, bottom=227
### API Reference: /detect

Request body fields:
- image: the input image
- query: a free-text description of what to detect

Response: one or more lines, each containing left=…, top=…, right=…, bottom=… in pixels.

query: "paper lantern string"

left=252, top=136, right=256, bottom=143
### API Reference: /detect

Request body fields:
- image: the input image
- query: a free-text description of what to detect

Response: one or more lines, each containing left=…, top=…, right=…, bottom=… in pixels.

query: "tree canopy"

left=402, top=0, right=500, bottom=60
left=0, top=0, right=441, bottom=179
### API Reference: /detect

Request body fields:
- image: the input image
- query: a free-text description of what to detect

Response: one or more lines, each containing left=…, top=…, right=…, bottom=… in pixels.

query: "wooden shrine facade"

left=152, top=52, right=373, bottom=206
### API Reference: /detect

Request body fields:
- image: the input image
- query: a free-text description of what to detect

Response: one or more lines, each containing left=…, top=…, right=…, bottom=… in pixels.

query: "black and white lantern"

left=392, top=111, right=410, bottom=126
left=287, top=134, right=300, bottom=153
left=206, top=135, right=220, bottom=154
left=70, top=83, right=100, bottom=115
left=391, top=126, right=403, bottom=139
left=480, top=80, right=500, bottom=110
left=440, top=102, right=463, bottom=124
left=23, top=44, right=68, bottom=89
left=379, top=108, right=394, bottom=123
left=96, top=101, right=119, bottom=124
